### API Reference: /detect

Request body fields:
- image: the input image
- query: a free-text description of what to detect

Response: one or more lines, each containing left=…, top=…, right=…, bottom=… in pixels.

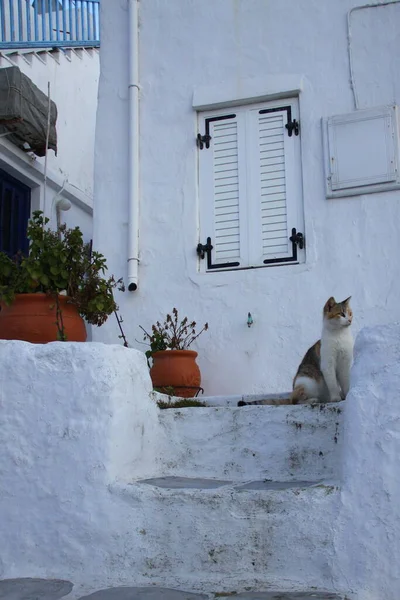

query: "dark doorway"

left=0, top=169, right=31, bottom=257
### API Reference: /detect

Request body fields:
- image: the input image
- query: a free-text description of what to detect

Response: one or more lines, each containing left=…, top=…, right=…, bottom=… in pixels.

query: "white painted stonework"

left=333, top=324, right=400, bottom=600
left=0, top=325, right=400, bottom=599
left=157, top=402, right=342, bottom=482
left=0, top=47, right=98, bottom=236
left=93, top=0, right=400, bottom=397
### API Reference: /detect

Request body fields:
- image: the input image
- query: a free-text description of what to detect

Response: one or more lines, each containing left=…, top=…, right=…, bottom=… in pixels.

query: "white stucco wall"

left=93, top=0, right=400, bottom=396
left=334, top=324, right=400, bottom=600
left=0, top=47, right=98, bottom=235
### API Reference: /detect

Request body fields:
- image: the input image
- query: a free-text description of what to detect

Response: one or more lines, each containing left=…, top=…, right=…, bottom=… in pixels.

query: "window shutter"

left=213, top=117, right=241, bottom=263
left=198, top=113, right=246, bottom=269
left=256, top=108, right=291, bottom=262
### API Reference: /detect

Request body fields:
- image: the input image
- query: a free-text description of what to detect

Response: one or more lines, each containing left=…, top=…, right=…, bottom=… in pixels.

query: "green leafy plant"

left=0, top=211, right=123, bottom=340
left=139, top=307, right=208, bottom=364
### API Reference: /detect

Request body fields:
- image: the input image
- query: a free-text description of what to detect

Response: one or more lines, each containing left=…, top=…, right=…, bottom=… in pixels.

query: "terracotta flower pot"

left=150, top=349, right=201, bottom=398
left=0, top=293, right=87, bottom=343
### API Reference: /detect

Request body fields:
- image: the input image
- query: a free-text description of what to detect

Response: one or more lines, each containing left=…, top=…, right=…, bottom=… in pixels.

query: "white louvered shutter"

left=198, top=113, right=248, bottom=268
left=213, top=117, right=240, bottom=263
left=253, top=103, right=302, bottom=264
left=259, top=110, right=289, bottom=257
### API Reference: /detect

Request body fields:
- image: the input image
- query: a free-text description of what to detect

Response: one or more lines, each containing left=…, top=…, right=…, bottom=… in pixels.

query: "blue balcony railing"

left=0, top=0, right=100, bottom=50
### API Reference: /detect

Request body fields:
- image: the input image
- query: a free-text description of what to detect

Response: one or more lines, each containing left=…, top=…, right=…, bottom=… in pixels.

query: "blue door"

left=0, top=169, right=31, bottom=257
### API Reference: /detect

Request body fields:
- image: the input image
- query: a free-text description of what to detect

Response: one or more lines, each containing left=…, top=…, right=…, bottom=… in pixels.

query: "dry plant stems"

left=140, top=307, right=209, bottom=363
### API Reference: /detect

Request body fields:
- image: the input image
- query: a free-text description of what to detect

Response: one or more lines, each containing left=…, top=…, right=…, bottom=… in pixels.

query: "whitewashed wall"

left=334, top=324, right=400, bottom=600
left=93, top=0, right=400, bottom=396
left=1, top=326, right=400, bottom=598
left=0, top=47, right=98, bottom=235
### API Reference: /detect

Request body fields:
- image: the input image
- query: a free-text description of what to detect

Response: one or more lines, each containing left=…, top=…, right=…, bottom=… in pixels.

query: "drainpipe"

left=127, top=0, right=140, bottom=291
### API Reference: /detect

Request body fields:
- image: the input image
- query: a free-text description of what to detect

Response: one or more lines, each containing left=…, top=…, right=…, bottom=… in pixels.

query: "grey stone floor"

left=79, top=589, right=344, bottom=600
left=138, top=476, right=232, bottom=489
left=78, top=588, right=208, bottom=600
left=138, top=477, right=323, bottom=491
left=0, top=581, right=347, bottom=600
left=0, top=578, right=73, bottom=600
left=236, top=481, right=321, bottom=491
left=79, top=590, right=343, bottom=600
left=213, top=594, right=343, bottom=599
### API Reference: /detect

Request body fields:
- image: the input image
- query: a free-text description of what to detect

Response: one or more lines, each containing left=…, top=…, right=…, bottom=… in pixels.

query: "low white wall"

left=0, top=340, right=166, bottom=598
left=334, top=324, right=400, bottom=600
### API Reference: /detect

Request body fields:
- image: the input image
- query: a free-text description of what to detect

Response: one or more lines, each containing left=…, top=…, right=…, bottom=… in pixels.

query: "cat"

left=291, top=296, right=353, bottom=404
left=238, top=296, right=353, bottom=407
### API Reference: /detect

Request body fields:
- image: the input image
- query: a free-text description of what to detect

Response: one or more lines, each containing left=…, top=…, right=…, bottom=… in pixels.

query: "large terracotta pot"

left=0, top=293, right=87, bottom=343
left=150, top=350, right=201, bottom=398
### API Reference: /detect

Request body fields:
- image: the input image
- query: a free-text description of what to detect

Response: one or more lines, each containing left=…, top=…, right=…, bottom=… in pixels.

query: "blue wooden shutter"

left=0, top=169, right=31, bottom=257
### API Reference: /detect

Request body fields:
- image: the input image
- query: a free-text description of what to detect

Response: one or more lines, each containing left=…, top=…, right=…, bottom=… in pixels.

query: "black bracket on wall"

left=197, top=237, right=240, bottom=270
left=263, top=228, right=305, bottom=265
left=196, top=113, right=236, bottom=150
left=259, top=105, right=300, bottom=137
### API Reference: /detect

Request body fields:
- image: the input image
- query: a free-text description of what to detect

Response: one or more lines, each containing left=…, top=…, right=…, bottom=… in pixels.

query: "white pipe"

left=43, top=81, right=51, bottom=219
left=127, top=0, right=140, bottom=291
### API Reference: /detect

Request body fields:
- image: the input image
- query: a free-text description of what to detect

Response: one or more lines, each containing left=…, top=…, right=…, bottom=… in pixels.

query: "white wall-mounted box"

left=323, top=105, right=400, bottom=198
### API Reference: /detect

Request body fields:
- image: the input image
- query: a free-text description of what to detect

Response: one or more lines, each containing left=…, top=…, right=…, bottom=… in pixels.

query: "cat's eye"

left=341, top=311, right=346, bottom=317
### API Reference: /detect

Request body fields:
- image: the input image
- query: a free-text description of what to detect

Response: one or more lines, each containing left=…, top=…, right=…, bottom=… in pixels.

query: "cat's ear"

left=342, top=296, right=352, bottom=305
left=324, top=297, right=336, bottom=312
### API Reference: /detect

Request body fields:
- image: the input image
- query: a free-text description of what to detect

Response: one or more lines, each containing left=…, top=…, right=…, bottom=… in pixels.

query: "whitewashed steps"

left=157, top=403, right=343, bottom=482
left=110, top=477, right=340, bottom=593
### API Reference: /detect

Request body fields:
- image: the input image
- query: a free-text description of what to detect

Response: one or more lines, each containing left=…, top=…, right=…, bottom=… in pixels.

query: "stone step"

left=110, top=477, right=340, bottom=592
left=0, top=579, right=348, bottom=600
left=201, top=392, right=294, bottom=407
left=79, top=587, right=347, bottom=600
left=157, top=403, right=343, bottom=481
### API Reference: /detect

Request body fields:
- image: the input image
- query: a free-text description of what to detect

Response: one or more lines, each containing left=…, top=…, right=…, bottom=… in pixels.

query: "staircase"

left=5, top=340, right=377, bottom=600
left=108, top=401, right=347, bottom=599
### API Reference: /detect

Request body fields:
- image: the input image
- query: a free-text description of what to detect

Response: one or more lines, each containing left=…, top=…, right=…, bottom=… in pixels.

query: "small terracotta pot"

left=0, top=293, right=87, bottom=343
left=150, top=349, right=201, bottom=398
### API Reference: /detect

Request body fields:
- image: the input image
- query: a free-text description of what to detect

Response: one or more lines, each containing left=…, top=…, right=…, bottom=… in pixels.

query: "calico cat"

left=238, top=296, right=354, bottom=406
left=291, top=296, right=353, bottom=403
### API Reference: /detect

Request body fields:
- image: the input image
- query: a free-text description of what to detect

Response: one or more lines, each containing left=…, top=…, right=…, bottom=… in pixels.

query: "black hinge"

left=196, top=133, right=212, bottom=150
left=197, top=237, right=240, bottom=270
left=289, top=228, right=304, bottom=249
left=285, top=119, right=299, bottom=137
left=263, top=228, right=305, bottom=265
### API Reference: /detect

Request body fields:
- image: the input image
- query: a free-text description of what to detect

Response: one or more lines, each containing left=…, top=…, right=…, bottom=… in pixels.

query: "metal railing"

left=0, top=0, right=100, bottom=49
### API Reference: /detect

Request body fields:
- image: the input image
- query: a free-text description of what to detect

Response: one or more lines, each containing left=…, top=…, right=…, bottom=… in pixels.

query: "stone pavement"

left=0, top=579, right=347, bottom=600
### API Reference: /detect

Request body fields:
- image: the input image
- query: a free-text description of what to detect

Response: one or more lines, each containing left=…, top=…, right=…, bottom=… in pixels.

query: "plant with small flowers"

left=139, top=307, right=208, bottom=364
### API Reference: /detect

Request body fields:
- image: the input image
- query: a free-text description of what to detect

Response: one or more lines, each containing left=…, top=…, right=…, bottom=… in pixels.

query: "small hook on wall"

left=247, top=312, right=254, bottom=328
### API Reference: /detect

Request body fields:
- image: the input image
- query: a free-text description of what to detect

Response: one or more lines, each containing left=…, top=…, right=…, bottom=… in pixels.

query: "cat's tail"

left=290, top=384, right=309, bottom=405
